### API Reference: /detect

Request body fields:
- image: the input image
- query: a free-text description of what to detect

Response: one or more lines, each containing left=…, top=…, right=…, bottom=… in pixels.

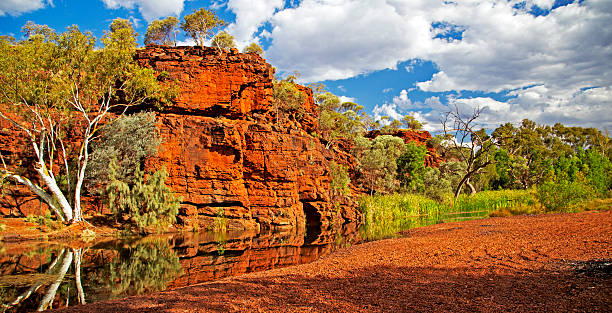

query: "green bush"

left=87, top=112, right=160, bottom=194
left=273, top=77, right=304, bottom=114
left=396, top=142, right=427, bottom=191
left=330, top=161, right=351, bottom=198
left=537, top=177, right=594, bottom=212
left=106, top=158, right=181, bottom=233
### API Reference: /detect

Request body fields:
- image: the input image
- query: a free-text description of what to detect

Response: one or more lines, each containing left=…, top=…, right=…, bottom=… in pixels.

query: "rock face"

left=136, top=46, right=359, bottom=231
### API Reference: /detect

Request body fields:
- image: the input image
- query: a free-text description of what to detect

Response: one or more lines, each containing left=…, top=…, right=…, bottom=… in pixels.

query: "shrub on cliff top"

left=243, top=42, right=263, bottom=56
left=273, top=73, right=305, bottom=121
left=211, top=31, right=236, bottom=51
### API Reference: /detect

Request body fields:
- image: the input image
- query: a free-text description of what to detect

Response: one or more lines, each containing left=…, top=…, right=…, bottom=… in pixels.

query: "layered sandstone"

left=137, top=46, right=358, bottom=231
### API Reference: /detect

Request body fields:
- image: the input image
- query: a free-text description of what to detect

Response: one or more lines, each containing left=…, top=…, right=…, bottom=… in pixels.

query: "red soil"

left=54, top=211, right=612, bottom=312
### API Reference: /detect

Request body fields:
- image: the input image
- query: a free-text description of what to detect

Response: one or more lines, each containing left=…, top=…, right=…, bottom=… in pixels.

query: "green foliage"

left=180, top=8, right=227, bottom=46
left=396, top=142, right=427, bottom=191
left=537, top=176, right=595, bottom=212
left=24, top=211, right=61, bottom=229
left=21, top=21, right=56, bottom=41
left=421, top=167, right=453, bottom=202
left=211, top=31, right=236, bottom=51
left=492, top=119, right=611, bottom=190
left=86, top=112, right=160, bottom=194
left=330, top=161, right=351, bottom=198
left=106, top=158, right=181, bottom=233
left=212, top=208, right=228, bottom=232
left=402, top=114, right=424, bottom=130
left=243, top=42, right=263, bottom=55
left=453, top=189, right=538, bottom=213
left=354, top=135, right=405, bottom=195
left=582, top=149, right=612, bottom=195
left=380, top=118, right=402, bottom=134
left=316, top=90, right=367, bottom=148
left=107, top=239, right=183, bottom=298
left=273, top=75, right=304, bottom=117
left=144, top=16, right=179, bottom=46
left=359, top=193, right=443, bottom=240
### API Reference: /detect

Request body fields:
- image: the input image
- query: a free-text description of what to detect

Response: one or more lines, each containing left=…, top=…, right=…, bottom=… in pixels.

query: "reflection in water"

left=0, top=224, right=360, bottom=312
left=105, top=239, right=183, bottom=298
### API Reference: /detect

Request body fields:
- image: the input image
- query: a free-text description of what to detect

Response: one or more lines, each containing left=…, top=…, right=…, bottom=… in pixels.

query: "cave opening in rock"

left=302, top=201, right=322, bottom=228
left=302, top=201, right=322, bottom=244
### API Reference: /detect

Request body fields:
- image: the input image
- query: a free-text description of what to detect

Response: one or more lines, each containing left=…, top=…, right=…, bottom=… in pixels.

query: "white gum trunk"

left=36, top=164, right=73, bottom=221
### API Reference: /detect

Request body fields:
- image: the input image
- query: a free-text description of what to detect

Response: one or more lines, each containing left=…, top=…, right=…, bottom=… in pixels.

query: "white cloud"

left=373, top=103, right=403, bottom=122
left=265, top=0, right=436, bottom=82
left=412, top=86, right=612, bottom=132
left=0, top=0, right=49, bottom=16
left=392, top=89, right=412, bottom=109
left=339, top=95, right=355, bottom=103
left=226, top=0, right=284, bottom=48
left=100, top=0, right=184, bottom=21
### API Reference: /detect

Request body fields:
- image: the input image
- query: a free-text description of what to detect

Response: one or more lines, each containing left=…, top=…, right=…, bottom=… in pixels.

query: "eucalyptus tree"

left=211, top=31, right=236, bottom=51
left=180, top=8, right=227, bottom=46
left=442, top=105, right=497, bottom=198
left=144, top=16, right=179, bottom=46
left=315, top=91, right=367, bottom=149
left=0, top=20, right=171, bottom=223
left=354, top=135, right=406, bottom=195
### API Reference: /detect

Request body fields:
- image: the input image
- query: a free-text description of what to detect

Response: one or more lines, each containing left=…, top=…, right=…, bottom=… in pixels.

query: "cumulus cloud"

left=241, top=0, right=609, bottom=130
left=339, top=95, right=355, bottom=103
left=226, top=0, right=284, bottom=48
left=101, top=0, right=184, bottom=21
left=372, top=103, right=403, bottom=122
left=0, top=0, right=49, bottom=16
left=265, top=0, right=435, bottom=81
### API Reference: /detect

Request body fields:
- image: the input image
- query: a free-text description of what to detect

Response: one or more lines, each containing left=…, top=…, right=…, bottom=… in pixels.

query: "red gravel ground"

left=55, top=211, right=612, bottom=312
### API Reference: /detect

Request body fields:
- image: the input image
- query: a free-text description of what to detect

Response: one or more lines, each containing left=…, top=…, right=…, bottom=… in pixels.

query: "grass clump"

left=359, top=189, right=539, bottom=241
left=24, top=211, right=62, bottom=230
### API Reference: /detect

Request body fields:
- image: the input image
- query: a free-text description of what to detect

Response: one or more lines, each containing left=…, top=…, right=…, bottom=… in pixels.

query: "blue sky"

left=1, top=0, right=610, bottom=132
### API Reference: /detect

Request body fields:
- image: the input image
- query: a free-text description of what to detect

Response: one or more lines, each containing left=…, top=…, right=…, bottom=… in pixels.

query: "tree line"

left=274, top=76, right=611, bottom=211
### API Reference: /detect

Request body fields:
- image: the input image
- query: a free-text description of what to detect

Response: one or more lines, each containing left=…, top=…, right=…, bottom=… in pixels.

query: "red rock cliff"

left=136, top=46, right=359, bottom=231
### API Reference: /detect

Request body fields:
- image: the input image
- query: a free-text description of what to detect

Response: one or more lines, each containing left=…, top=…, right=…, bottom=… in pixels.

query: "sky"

left=1, top=0, right=611, bottom=133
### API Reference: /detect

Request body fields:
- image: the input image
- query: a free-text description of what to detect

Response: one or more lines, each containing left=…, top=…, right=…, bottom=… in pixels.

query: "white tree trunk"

left=3, top=173, right=66, bottom=222
left=8, top=249, right=65, bottom=308
left=35, top=164, right=73, bottom=221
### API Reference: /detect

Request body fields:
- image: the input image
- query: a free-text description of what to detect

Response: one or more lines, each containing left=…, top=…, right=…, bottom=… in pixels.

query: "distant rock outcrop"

left=365, top=129, right=441, bottom=168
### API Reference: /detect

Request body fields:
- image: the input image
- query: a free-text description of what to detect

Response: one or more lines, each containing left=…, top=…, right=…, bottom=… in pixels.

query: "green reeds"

left=359, top=189, right=538, bottom=241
